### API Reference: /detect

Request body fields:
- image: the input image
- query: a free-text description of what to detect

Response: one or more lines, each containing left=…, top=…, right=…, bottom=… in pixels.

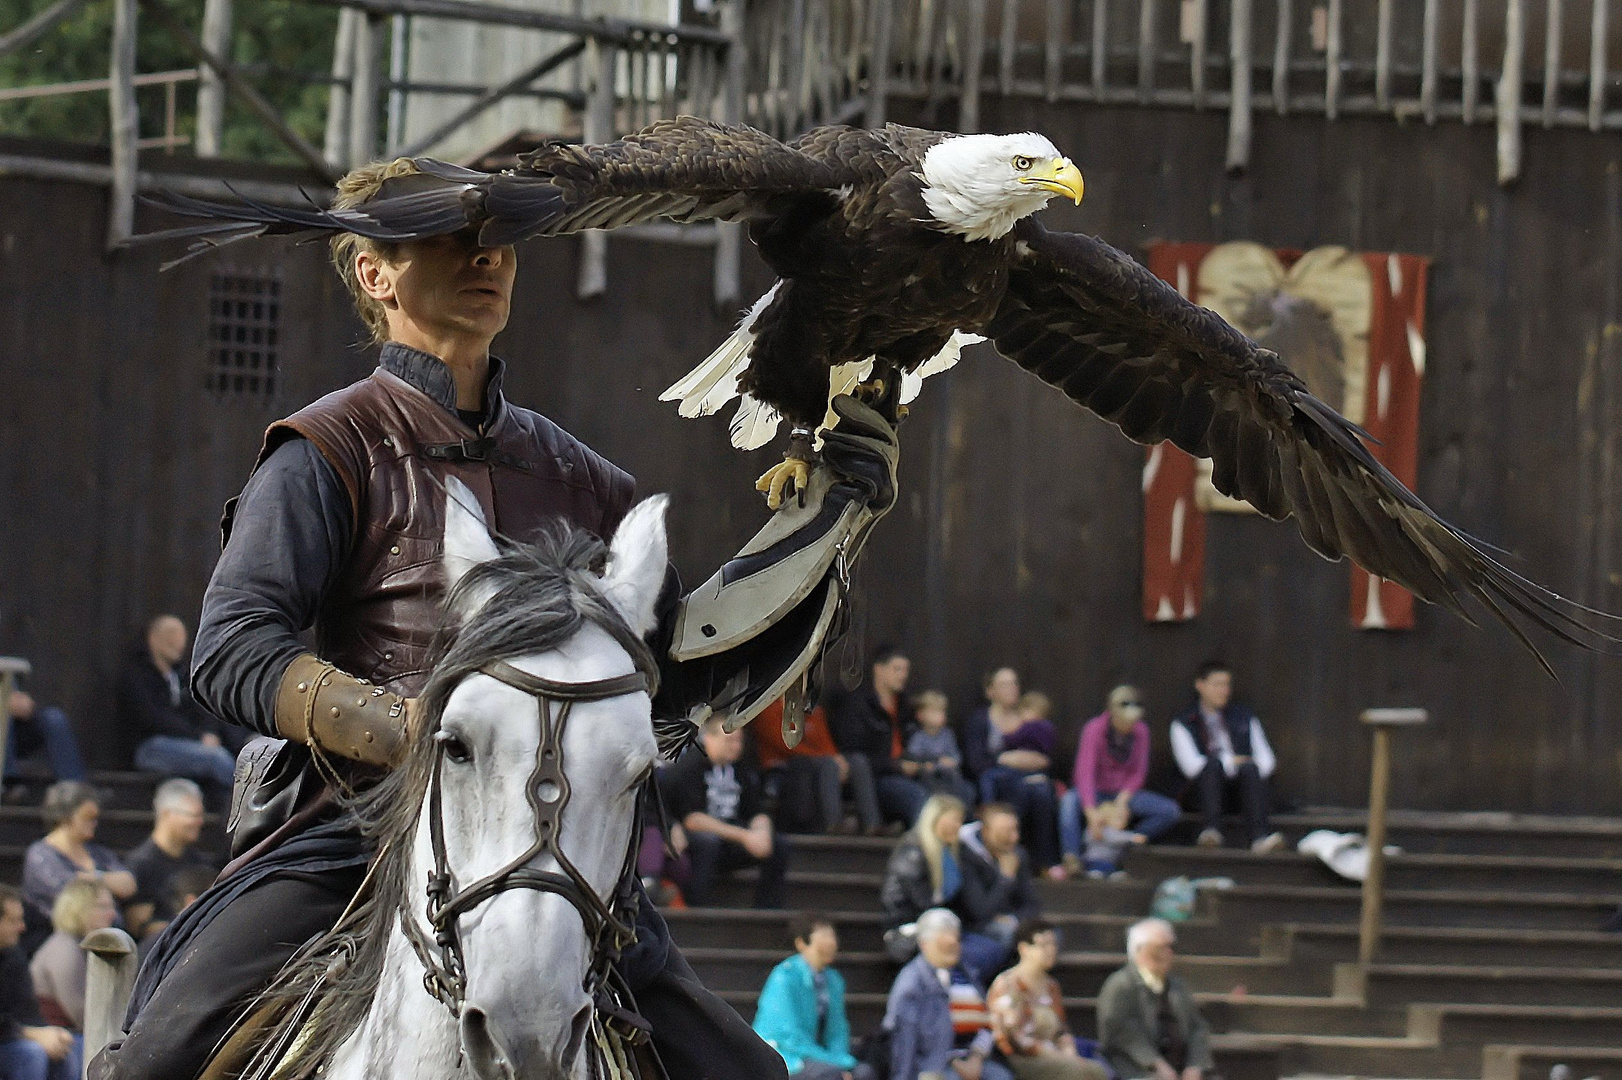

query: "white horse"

left=250, top=477, right=670, bottom=1080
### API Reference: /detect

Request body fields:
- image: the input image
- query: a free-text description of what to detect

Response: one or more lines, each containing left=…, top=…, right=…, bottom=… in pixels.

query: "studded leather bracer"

left=274, top=652, right=409, bottom=768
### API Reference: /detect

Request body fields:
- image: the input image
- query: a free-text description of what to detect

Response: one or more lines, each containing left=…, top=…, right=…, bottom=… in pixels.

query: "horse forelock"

left=252, top=520, right=659, bottom=1078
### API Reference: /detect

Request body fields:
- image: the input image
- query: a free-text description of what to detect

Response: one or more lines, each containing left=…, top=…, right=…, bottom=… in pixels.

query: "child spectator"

left=905, top=692, right=976, bottom=806
left=972, top=689, right=1062, bottom=873
left=753, top=913, right=875, bottom=1080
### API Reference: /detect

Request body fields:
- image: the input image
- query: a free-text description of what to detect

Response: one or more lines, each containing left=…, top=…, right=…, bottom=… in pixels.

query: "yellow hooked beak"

left=1020, top=157, right=1085, bottom=204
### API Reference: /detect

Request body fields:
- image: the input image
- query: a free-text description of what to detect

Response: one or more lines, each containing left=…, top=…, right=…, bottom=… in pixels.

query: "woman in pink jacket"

left=1059, top=686, right=1182, bottom=874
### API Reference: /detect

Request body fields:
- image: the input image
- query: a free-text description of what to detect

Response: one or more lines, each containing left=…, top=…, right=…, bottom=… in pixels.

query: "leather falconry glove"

left=274, top=652, right=410, bottom=769
left=656, top=394, right=900, bottom=748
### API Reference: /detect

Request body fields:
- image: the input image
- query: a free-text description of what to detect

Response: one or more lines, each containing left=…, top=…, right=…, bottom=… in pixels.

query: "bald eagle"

left=147, top=116, right=1618, bottom=669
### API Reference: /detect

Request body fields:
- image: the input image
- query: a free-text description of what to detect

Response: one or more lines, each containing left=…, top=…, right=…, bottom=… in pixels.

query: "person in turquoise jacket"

left=753, top=914, right=876, bottom=1079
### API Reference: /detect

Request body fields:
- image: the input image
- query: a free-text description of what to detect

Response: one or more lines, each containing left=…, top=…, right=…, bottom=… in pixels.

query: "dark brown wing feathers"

left=986, top=221, right=1621, bottom=670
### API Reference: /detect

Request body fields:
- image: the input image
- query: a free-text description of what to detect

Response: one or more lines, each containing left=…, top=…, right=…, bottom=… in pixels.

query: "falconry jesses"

left=149, top=115, right=1619, bottom=669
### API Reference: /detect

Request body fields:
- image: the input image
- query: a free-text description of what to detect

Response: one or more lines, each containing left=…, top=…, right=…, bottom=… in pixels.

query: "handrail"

left=304, top=0, right=732, bottom=48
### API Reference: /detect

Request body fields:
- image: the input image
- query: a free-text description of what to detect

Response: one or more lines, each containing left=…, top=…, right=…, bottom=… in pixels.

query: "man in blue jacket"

left=884, top=908, right=1014, bottom=1080
left=754, top=914, right=873, bottom=1079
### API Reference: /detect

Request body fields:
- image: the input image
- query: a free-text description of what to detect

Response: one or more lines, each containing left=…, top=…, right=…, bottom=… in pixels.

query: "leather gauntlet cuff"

left=274, top=653, right=409, bottom=768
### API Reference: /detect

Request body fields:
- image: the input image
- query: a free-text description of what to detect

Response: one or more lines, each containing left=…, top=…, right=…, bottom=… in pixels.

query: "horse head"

left=416, top=477, right=668, bottom=1080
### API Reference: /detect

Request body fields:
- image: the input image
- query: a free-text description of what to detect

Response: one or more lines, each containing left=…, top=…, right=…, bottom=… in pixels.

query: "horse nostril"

left=460, top=1007, right=515, bottom=1080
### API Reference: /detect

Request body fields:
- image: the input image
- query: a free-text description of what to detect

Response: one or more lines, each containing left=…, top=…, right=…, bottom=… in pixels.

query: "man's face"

left=1135, top=931, right=1176, bottom=980
left=919, top=927, right=961, bottom=970
left=873, top=656, right=910, bottom=695
left=0, top=901, right=23, bottom=950
left=982, top=809, right=1020, bottom=856
left=987, top=668, right=1020, bottom=708
left=1196, top=670, right=1232, bottom=710
left=161, top=797, right=205, bottom=846
left=149, top=618, right=188, bottom=666
left=1019, top=930, right=1059, bottom=973
left=359, top=230, right=517, bottom=346
left=701, top=726, right=744, bottom=766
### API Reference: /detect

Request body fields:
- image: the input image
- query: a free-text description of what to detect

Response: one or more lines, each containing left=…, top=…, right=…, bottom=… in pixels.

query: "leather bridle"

left=399, top=657, right=657, bottom=1053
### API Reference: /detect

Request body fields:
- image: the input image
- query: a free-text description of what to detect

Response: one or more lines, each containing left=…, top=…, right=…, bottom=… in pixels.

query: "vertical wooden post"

left=1498, top=0, right=1524, bottom=185
left=83, top=928, right=139, bottom=1067
left=1091, top=0, right=1108, bottom=97
left=999, top=0, right=1018, bottom=93
left=1420, top=0, right=1438, bottom=121
left=1226, top=0, right=1251, bottom=169
left=348, top=11, right=381, bottom=166
left=1270, top=0, right=1289, bottom=113
left=107, top=0, right=137, bottom=250
left=0, top=660, right=30, bottom=785
left=1590, top=0, right=1608, bottom=131
left=195, top=0, right=232, bottom=157
left=1137, top=0, right=1157, bottom=102
left=578, top=41, right=616, bottom=300
left=387, top=13, right=409, bottom=152
left=1357, top=708, right=1427, bottom=967
left=1324, top=0, right=1341, bottom=119
left=961, top=0, right=986, bottom=130
left=1374, top=0, right=1391, bottom=109
left=869, top=0, right=894, bottom=124
left=325, top=7, right=358, bottom=167
left=1188, top=0, right=1207, bottom=108
left=715, top=0, right=745, bottom=311
left=1462, top=0, right=1480, bottom=122
left=1543, top=0, right=1562, bottom=127
left=1044, top=0, right=1064, bottom=100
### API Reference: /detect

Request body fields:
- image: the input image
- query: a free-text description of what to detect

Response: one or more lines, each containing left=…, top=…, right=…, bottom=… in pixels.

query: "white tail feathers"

left=660, top=283, right=780, bottom=418
left=729, top=394, right=783, bottom=450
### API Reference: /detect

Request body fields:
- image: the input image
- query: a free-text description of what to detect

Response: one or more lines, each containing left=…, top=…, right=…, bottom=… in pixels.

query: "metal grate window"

left=206, top=270, right=281, bottom=397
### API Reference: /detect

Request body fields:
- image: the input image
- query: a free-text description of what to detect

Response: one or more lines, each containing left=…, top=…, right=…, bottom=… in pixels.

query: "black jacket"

left=879, top=836, right=938, bottom=930
left=0, top=945, right=44, bottom=1040
left=657, top=744, right=766, bottom=827
left=114, top=651, right=220, bottom=754
left=829, top=686, right=911, bottom=774
left=956, top=821, right=1040, bottom=933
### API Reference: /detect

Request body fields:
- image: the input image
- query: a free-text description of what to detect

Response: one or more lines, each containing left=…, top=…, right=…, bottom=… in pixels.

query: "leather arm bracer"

left=274, top=653, right=409, bottom=768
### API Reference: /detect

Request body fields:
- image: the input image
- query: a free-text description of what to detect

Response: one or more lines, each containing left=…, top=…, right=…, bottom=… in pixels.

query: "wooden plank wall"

left=3, top=101, right=1622, bottom=812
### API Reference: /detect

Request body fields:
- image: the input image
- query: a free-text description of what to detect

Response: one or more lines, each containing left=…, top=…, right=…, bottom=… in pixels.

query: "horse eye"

left=436, top=731, right=474, bottom=764
left=1014, top=156, right=1033, bottom=170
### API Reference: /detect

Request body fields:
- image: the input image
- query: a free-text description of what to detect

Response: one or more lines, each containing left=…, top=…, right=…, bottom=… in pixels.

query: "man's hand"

left=23, top=1026, right=72, bottom=1060
left=899, top=759, right=922, bottom=777
left=6, top=691, right=34, bottom=720
left=834, top=754, right=850, bottom=783
left=951, top=1053, right=985, bottom=1080
left=940, top=756, right=959, bottom=770
left=742, top=816, right=775, bottom=859
left=1181, top=1068, right=1203, bottom=1080
left=1153, top=1060, right=1179, bottom=1080
left=201, top=733, right=222, bottom=749
left=1233, top=755, right=1253, bottom=766
left=997, top=850, right=1021, bottom=878
left=669, top=823, right=688, bottom=856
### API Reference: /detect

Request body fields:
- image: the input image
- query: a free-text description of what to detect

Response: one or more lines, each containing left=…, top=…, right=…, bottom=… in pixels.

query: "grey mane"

left=243, top=520, right=658, bottom=1079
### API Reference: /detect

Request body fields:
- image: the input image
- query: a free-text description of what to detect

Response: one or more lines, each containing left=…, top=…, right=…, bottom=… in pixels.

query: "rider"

left=93, top=158, right=899, bottom=1080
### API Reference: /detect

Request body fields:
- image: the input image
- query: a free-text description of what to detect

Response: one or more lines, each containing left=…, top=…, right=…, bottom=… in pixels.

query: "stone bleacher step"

left=1349, top=960, right=1622, bottom=1009
left=1275, top=809, right=1622, bottom=860
left=1212, top=883, right=1622, bottom=931
left=1123, top=845, right=1622, bottom=896
left=709, top=870, right=1163, bottom=915
left=1269, top=923, right=1622, bottom=970
left=1482, top=1043, right=1622, bottom=1080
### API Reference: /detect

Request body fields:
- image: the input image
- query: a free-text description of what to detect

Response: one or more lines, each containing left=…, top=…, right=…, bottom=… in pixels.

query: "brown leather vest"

left=250, top=368, right=634, bottom=696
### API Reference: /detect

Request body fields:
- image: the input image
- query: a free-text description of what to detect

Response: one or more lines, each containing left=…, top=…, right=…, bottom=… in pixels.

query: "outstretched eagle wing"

left=986, top=220, right=1617, bottom=669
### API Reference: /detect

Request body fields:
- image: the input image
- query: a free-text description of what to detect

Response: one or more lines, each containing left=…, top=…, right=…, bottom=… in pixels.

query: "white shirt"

left=1169, top=712, right=1275, bottom=780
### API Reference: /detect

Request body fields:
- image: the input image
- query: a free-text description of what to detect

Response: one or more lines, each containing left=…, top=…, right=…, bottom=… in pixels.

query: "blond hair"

left=914, top=690, right=948, bottom=714
left=329, top=158, right=421, bottom=343
left=52, top=878, right=111, bottom=938
left=1018, top=691, right=1052, bottom=718
left=912, top=793, right=966, bottom=901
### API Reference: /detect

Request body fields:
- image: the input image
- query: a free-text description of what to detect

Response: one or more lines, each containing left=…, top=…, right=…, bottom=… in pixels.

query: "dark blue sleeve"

left=191, top=438, right=353, bottom=737
left=963, top=708, right=994, bottom=779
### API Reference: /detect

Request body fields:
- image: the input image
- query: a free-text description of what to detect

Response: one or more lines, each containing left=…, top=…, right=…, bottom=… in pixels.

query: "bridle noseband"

left=400, top=658, right=656, bottom=1050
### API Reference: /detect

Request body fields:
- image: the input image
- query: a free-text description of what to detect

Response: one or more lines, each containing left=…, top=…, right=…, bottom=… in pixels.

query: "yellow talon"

left=756, top=457, right=812, bottom=511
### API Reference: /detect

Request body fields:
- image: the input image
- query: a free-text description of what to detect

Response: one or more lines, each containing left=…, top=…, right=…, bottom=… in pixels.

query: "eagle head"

left=918, top=132, right=1084, bottom=242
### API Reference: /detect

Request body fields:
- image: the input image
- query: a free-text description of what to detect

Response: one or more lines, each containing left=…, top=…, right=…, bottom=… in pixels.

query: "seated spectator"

left=1060, top=686, right=1182, bottom=875
left=756, top=698, right=855, bottom=834
left=637, top=819, right=690, bottom=907
left=966, top=676, right=1061, bottom=874
left=989, top=918, right=1108, bottom=1080
left=22, top=783, right=136, bottom=945
left=883, top=907, right=1013, bottom=1080
left=881, top=795, right=1006, bottom=983
left=0, top=884, right=75, bottom=1080
left=138, top=866, right=216, bottom=960
left=753, top=913, right=875, bottom=1080
left=905, top=692, right=976, bottom=806
left=958, top=803, right=1040, bottom=977
left=657, top=717, right=789, bottom=908
left=1169, top=662, right=1283, bottom=853
left=123, top=779, right=213, bottom=938
left=831, top=646, right=928, bottom=834
left=2, top=683, right=87, bottom=787
left=1097, top=919, right=1212, bottom=1080
left=116, top=616, right=236, bottom=801
left=30, top=878, right=117, bottom=1035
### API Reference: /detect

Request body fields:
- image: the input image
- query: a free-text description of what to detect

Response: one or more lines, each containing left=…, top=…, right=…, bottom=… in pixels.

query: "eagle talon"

left=851, top=378, right=888, bottom=405
left=756, top=457, right=813, bottom=511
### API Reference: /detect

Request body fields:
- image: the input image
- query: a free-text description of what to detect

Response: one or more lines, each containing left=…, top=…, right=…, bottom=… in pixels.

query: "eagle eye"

left=1013, top=156, right=1034, bottom=171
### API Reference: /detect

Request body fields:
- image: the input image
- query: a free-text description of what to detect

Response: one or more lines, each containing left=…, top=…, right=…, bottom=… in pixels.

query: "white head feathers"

left=918, top=132, right=1083, bottom=242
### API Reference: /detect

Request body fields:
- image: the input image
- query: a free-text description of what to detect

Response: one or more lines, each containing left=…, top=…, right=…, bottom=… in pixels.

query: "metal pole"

left=107, top=0, right=138, bottom=251
left=195, top=0, right=232, bottom=156
left=1226, top=0, right=1251, bottom=170
left=1357, top=708, right=1427, bottom=967
left=325, top=7, right=358, bottom=167
left=349, top=11, right=382, bottom=166
left=714, top=0, right=744, bottom=310
left=578, top=42, right=616, bottom=300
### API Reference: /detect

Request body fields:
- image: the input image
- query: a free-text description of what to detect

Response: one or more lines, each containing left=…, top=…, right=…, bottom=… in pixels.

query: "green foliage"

left=0, top=0, right=338, bottom=164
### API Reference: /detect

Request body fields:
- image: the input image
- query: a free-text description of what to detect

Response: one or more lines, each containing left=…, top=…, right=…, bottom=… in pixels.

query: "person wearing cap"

left=1059, top=686, right=1181, bottom=875
left=96, top=157, right=901, bottom=1080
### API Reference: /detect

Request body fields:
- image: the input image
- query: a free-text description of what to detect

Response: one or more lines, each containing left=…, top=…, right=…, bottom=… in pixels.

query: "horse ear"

left=442, top=476, right=502, bottom=620
left=601, top=495, right=669, bottom=639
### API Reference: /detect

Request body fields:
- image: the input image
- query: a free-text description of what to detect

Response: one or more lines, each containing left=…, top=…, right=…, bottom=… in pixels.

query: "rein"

left=398, top=658, right=658, bottom=1060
